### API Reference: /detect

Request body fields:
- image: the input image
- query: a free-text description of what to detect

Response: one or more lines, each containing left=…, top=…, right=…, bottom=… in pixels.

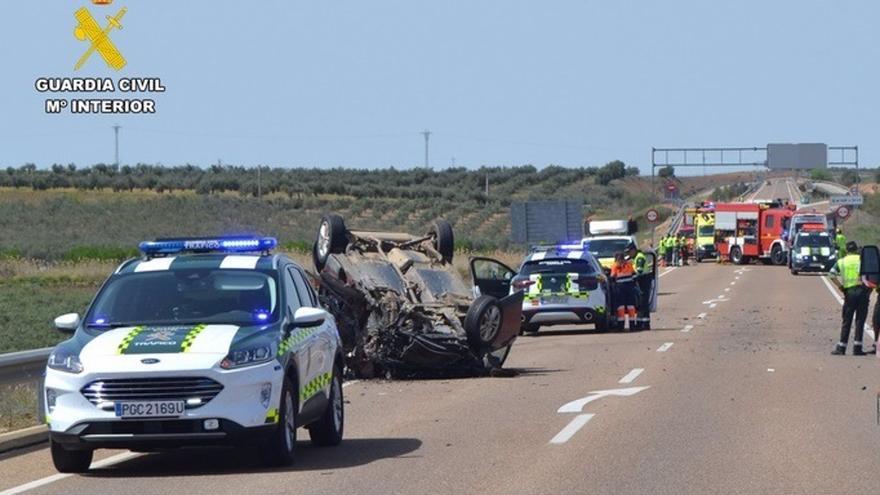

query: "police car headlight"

left=47, top=349, right=83, bottom=374
left=220, top=345, right=274, bottom=370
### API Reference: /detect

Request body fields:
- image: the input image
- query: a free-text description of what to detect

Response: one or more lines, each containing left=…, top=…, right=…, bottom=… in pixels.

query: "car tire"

left=314, top=213, right=348, bottom=272
left=464, top=295, right=502, bottom=352
left=429, top=219, right=454, bottom=263
left=791, top=270, right=798, bottom=276
left=261, top=376, right=297, bottom=467
left=308, top=366, right=344, bottom=447
left=730, top=246, right=743, bottom=265
left=50, top=440, right=93, bottom=473
left=771, top=245, right=785, bottom=265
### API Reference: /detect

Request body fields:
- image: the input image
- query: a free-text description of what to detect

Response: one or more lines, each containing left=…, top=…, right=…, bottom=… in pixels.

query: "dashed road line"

left=659, top=267, right=677, bottom=278
left=681, top=324, right=694, bottom=333
left=619, top=368, right=644, bottom=384
left=724, top=288, right=731, bottom=292
left=697, top=312, right=707, bottom=319
left=710, top=303, right=717, bottom=309
left=657, top=342, right=674, bottom=352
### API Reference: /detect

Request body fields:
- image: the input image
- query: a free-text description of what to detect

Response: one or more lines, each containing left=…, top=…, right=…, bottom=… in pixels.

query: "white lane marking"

left=659, top=267, right=677, bottom=278
left=730, top=282, right=736, bottom=286
left=342, top=380, right=360, bottom=388
left=724, top=288, right=731, bottom=292
left=618, top=368, right=644, bottom=384
left=710, top=303, right=717, bottom=309
left=702, top=298, right=727, bottom=305
left=767, top=368, right=775, bottom=372
left=0, top=452, right=140, bottom=495
left=820, top=276, right=875, bottom=341
left=735, top=276, right=740, bottom=280
left=550, top=414, right=595, bottom=444
left=681, top=324, right=694, bottom=333
left=718, top=294, right=726, bottom=299
left=657, top=342, right=674, bottom=352
left=698, top=312, right=707, bottom=319
left=558, top=386, right=651, bottom=413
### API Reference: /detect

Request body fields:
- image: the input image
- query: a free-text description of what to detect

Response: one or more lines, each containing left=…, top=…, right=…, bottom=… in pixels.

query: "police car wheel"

left=308, top=366, right=344, bottom=447
left=50, top=439, right=93, bottom=473
left=262, top=377, right=297, bottom=466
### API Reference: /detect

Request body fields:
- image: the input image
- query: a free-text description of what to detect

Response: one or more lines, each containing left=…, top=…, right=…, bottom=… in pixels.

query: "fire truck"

left=714, top=201, right=795, bottom=265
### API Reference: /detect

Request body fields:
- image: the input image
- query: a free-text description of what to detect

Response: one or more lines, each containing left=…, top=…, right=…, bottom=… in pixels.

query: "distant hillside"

left=0, top=164, right=760, bottom=259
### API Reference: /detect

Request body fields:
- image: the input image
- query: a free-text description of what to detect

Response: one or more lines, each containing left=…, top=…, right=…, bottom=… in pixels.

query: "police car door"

left=862, top=246, right=880, bottom=286
left=288, top=266, right=335, bottom=389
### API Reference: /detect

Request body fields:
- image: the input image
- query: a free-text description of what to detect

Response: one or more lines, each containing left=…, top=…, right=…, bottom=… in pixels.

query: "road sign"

left=836, top=206, right=851, bottom=220
left=646, top=209, right=659, bottom=223
left=850, top=185, right=859, bottom=194
left=830, top=195, right=863, bottom=206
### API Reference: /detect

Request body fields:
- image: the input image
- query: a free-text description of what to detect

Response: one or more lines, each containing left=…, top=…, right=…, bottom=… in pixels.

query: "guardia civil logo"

left=73, top=0, right=128, bottom=71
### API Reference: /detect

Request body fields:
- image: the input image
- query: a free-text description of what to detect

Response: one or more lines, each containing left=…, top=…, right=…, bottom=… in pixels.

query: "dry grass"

left=0, top=383, right=39, bottom=433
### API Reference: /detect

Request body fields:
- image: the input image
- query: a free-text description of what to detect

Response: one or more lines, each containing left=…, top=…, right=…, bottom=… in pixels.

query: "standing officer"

left=627, top=243, right=652, bottom=330
left=610, top=252, right=638, bottom=331
left=835, top=228, right=847, bottom=259
left=831, top=241, right=870, bottom=355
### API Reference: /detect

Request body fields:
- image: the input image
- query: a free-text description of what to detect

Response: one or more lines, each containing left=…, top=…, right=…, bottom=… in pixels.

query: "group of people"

left=657, top=234, right=690, bottom=267
left=831, top=239, right=880, bottom=356
left=609, top=243, right=653, bottom=331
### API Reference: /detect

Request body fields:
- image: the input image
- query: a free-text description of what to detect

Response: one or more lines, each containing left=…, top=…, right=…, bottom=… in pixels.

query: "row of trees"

left=0, top=160, right=645, bottom=202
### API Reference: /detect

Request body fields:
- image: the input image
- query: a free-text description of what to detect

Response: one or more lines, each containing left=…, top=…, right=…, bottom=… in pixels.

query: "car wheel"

left=791, top=270, right=798, bottom=276
left=261, top=376, right=297, bottom=467
left=464, top=295, right=502, bottom=351
left=314, top=213, right=348, bottom=272
left=50, top=440, right=93, bottom=473
left=483, top=343, right=512, bottom=369
left=771, top=245, right=785, bottom=265
left=308, top=366, right=344, bottom=447
left=429, top=219, right=454, bottom=263
left=730, top=246, right=743, bottom=265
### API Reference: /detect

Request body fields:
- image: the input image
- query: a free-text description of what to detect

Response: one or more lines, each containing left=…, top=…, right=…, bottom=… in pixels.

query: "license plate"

left=115, top=400, right=185, bottom=418
left=541, top=295, right=568, bottom=305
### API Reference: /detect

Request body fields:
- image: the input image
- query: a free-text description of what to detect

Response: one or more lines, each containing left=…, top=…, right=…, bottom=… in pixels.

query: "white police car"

left=43, top=237, right=345, bottom=472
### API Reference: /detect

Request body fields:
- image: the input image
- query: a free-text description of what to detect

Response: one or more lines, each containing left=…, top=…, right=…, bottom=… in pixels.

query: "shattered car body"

left=313, top=214, right=523, bottom=378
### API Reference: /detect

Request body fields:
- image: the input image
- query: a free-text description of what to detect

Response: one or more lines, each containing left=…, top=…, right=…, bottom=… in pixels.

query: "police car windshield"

left=794, top=233, right=831, bottom=248
left=585, top=239, right=631, bottom=259
left=86, top=269, right=278, bottom=327
left=520, top=259, right=598, bottom=276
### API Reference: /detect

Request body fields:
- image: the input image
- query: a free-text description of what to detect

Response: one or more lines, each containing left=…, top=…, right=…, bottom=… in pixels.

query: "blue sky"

left=1, top=1, right=878, bottom=173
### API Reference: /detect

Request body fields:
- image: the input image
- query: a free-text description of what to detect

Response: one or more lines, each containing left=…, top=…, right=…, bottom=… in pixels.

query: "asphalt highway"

left=1, top=257, right=877, bottom=495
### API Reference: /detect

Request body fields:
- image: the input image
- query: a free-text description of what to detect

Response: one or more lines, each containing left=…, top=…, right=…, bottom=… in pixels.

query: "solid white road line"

left=697, top=312, right=707, bottom=319
left=681, top=324, right=694, bottom=333
left=657, top=342, right=674, bottom=352
left=710, top=303, right=717, bottom=309
left=659, top=267, right=677, bottom=278
left=0, top=452, right=141, bottom=495
left=550, top=414, right=595, bottom=444
left=619, top=368, right=644, bottom=384
left=820, top=275, right=875, bottom=341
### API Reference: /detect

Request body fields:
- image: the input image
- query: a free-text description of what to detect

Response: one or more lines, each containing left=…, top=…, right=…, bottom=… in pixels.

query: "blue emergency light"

left=138, top=236, right=278, bottom=256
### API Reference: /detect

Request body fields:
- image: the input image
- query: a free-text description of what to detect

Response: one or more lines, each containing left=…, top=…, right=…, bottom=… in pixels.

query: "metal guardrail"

left=0, top=347, right=51, bottom=386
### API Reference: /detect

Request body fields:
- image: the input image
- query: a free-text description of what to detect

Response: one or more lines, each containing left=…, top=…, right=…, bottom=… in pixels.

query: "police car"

left=581, top=219, right=639, bottom=270
left=43, top=237, right=344, bottom=473
left=789, top=230, right=836, bottom=275
left=509, top=245, right=611, bottom=333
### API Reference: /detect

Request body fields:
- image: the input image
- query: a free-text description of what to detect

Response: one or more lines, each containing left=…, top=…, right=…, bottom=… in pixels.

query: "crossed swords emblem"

left=73, top=7, right=127, bottom=71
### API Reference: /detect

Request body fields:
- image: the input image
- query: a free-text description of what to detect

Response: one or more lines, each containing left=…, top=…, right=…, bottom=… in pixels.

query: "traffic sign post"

left=836, top=206, right=851, bottom=220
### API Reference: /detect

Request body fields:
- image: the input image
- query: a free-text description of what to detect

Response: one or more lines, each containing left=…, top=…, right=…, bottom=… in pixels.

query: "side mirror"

left=292, top=307, right=327, bottom=328
left=54, top=313, right=80, bottom=333
left=861, top=246, right=879, bottom=276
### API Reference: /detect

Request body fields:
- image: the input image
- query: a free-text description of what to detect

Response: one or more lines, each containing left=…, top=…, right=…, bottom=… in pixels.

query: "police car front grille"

left=80, top=377, right=224, bottom=409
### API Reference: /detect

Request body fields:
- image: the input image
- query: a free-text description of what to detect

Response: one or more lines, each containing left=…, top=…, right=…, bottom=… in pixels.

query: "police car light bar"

left=138, top=237, right=278, bottom=255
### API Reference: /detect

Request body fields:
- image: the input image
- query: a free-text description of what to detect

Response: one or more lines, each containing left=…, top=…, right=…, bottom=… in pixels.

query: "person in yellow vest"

left=831, top=241, right=870, bottom=355
left=835, top=228, right=847, bottom=259
left=627, top=243, right=652, bottom=330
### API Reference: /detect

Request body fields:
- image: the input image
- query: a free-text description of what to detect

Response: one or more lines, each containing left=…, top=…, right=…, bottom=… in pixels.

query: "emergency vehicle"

left=786, top=212, right=830, bottom=246
left=714, top=201, right=795, bottom=265
left=43, top=237, right=345, bottom=473
left=788, top=228, right=836, bottom=275
left=693, top=209, right=716, bottom=262
left=581, top=219, right=639, bottom=270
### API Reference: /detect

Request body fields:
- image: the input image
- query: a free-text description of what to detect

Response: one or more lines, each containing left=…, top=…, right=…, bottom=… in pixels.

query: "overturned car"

left=312, top=214, right=522, bottom=378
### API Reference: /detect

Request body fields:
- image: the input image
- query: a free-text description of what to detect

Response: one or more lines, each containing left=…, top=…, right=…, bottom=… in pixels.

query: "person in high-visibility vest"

left=831, top=241, right=869, bottom=355
left=657, top=236, right=667, bottom=267
left=628, top=243, right=652, bottom=331
left=610, top=252, right=638, bottom=331
left=835, top=228, right=847, bottom=259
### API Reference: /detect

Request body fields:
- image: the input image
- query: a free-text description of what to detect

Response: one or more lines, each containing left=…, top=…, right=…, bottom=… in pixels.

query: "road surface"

left=748, top=177, right=802, bottom=204
left=1, top=262, right=878, bottom=495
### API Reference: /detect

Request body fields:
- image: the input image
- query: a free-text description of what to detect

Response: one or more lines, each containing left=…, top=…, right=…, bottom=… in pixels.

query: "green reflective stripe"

left=278, top=327, right=317, bottom=355
left=596, top=306, right=606, bottom=314
left=117, top=326, right=144, bottom=354
left=634, top=252, right=647, bottom=274
left=300, top=372, right=332, bottom=402
left=180, top=324, right=207, bottom=352
left=840, top=255, right=861, bottom=289
left=264, top=407, right=280, bottom=424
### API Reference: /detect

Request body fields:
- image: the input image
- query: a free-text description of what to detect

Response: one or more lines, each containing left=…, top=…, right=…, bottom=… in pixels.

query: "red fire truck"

left=714, top=201, right=795, bottom=265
